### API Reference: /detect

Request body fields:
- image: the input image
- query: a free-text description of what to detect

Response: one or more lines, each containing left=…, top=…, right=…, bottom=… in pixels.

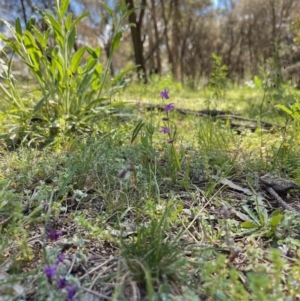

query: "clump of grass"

left=119, top=204, right=187, bottom=296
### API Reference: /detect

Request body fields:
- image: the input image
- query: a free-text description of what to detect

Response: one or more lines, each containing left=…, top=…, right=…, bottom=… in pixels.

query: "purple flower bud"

left=164, top=103, right=174, bottom=112
left=55, top=253, right=65, bottom=265
left=43, top=265, right=57, bottom=283
left=57, top=277, right=69, bottom=289
left=168, top=139, right=174, bottom=144
left=67, top=285, right=77, bottom=301
left=160, top=126, right=170, bottom=134
left=159, top=89, right=169, bottom=99
left=47, top=227, right=62, bottom=242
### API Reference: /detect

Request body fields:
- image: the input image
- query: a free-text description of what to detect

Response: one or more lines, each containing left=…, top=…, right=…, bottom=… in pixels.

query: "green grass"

left=2, top=2, right=300, bottom=299
left=1, top=79, right=300, bottom=300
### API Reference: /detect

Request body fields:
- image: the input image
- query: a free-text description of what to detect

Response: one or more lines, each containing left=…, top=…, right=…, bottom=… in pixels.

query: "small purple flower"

left=136, top=100, right=141, bottom=105
left=160, top=126, right=170, bottom=134
left=57, top=277, right=69, bottom=289
left=164, top=103, right=174, bottom=113
left=67, top=285, right=77, bottom=301
left=55, top=253, right=65, bottom=265
left=43, top=265, right=57, bottom=283
left=159, top=89, right=169, bottom=99
left=47, top=227, right=62, bottom=242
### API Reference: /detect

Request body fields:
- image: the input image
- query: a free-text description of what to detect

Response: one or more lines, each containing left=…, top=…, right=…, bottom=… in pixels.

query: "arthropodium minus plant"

left=43, top=253, right=78, bottom=301
left=159, top=89, right=175, bottom=143
left=41, top=227, right=78, bottom=301
left=159, top=89, right=181, bottom=174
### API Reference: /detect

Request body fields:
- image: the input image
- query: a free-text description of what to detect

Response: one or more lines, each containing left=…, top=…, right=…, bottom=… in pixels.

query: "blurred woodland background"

left=1, top=0, right=300, bottom=87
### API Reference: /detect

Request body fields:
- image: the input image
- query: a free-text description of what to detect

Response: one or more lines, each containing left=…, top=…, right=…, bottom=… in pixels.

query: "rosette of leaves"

left=0, top=0, right=136, bottom=146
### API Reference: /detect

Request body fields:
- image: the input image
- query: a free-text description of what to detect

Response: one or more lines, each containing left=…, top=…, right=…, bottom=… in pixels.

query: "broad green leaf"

left=101, top=2, right=113, bottom=16
left=59, top=0, right=69, bottom=18
left=91, top=64, right=103, bottom=90
left=77, top=72, right=94, bottom=96
left=270, top=209, right=282, bottom=217
left=23, top=31, right=42, bottom=71
left=275, top=104, right=293, bottom=117
left=86, top=46, right=101, bottom=59
left=82, top=57, right=98, bottom=73
left=71, top=46, right=86, bottom=73
left=0, top=35, right=21, bottom=55
left=241, top=221, right=259, bottom=229
left=131, top=119, right=144, bottom=144
left=268, top=214, right=283, bottom=227
left=111, top=32, right=122, bottom=53
left=15, top=18, right=22, bottom=41
left=44, top=13, right=63, bottom=38
left=25, top=17, right=36, bottom=31
left=65, top=14, right=72, bottom=30
left=69, top=12, right=90, bottom=32
left=67, top=27, right=76, bottom=54
left=34, top=96, right=47, bottom=112
left=242, top=204, right=260, bottom=225
left=51, top=53, right=64, bottom=81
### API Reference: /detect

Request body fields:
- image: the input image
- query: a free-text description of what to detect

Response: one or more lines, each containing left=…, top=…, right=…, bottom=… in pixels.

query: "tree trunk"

left=125, top=0, right=147, bottom=83
left=171, top=0, right=181, bottom=82
left=150, top=0, right=161, bottom=74
left=161, top=0, right=173, bottom=66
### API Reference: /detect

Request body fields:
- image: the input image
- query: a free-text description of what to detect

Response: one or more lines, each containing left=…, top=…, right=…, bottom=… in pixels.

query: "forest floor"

left=1, top=82, right=300, bottom=300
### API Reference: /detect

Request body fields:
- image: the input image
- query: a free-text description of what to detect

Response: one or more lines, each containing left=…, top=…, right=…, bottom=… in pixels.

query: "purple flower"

left=47, top=227, right=62, bottom=241
left=164, top=103, right=174, bottom=113
left=55, top=253, right=65, bottom=265
left=44, top=265, right=57, bottom=283
left=57, top=277, right=69, bottom=289
left=67, top=285, right=77, bottom=301
left=159, top=89, right=169, bottom=99
left=160, top=126, right=170, bottom=134
left=136, top=100, right=141, bottom=105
